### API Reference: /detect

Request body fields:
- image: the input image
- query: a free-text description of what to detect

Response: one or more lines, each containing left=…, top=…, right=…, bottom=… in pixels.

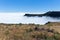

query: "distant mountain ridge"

left=24, top=11, right=60, bottom=17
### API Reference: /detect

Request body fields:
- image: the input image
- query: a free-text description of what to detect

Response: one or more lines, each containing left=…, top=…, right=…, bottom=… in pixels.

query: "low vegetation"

left=0, top=22, right=60, bottom=40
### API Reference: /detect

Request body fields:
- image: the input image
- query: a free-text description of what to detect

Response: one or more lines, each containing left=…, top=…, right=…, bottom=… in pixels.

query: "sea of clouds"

left=0, top=12, right=60, bottom=25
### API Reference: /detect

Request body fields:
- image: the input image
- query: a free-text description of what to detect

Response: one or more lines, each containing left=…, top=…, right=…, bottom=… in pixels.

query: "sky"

left=0, top=0, right=60, bottom=12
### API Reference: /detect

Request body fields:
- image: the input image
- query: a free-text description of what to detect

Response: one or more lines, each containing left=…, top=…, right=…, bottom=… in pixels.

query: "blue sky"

left=0, top=0, right=60, bottom=12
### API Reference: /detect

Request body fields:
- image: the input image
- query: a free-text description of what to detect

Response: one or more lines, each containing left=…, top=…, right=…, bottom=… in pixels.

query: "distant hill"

left=44, top=11, right=60, bottom=17
left=24, top=11, right=60, bottom=17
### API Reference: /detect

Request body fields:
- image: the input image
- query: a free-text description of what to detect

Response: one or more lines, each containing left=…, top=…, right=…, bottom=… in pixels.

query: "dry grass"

left=0, top=22, right=60, bottom=40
